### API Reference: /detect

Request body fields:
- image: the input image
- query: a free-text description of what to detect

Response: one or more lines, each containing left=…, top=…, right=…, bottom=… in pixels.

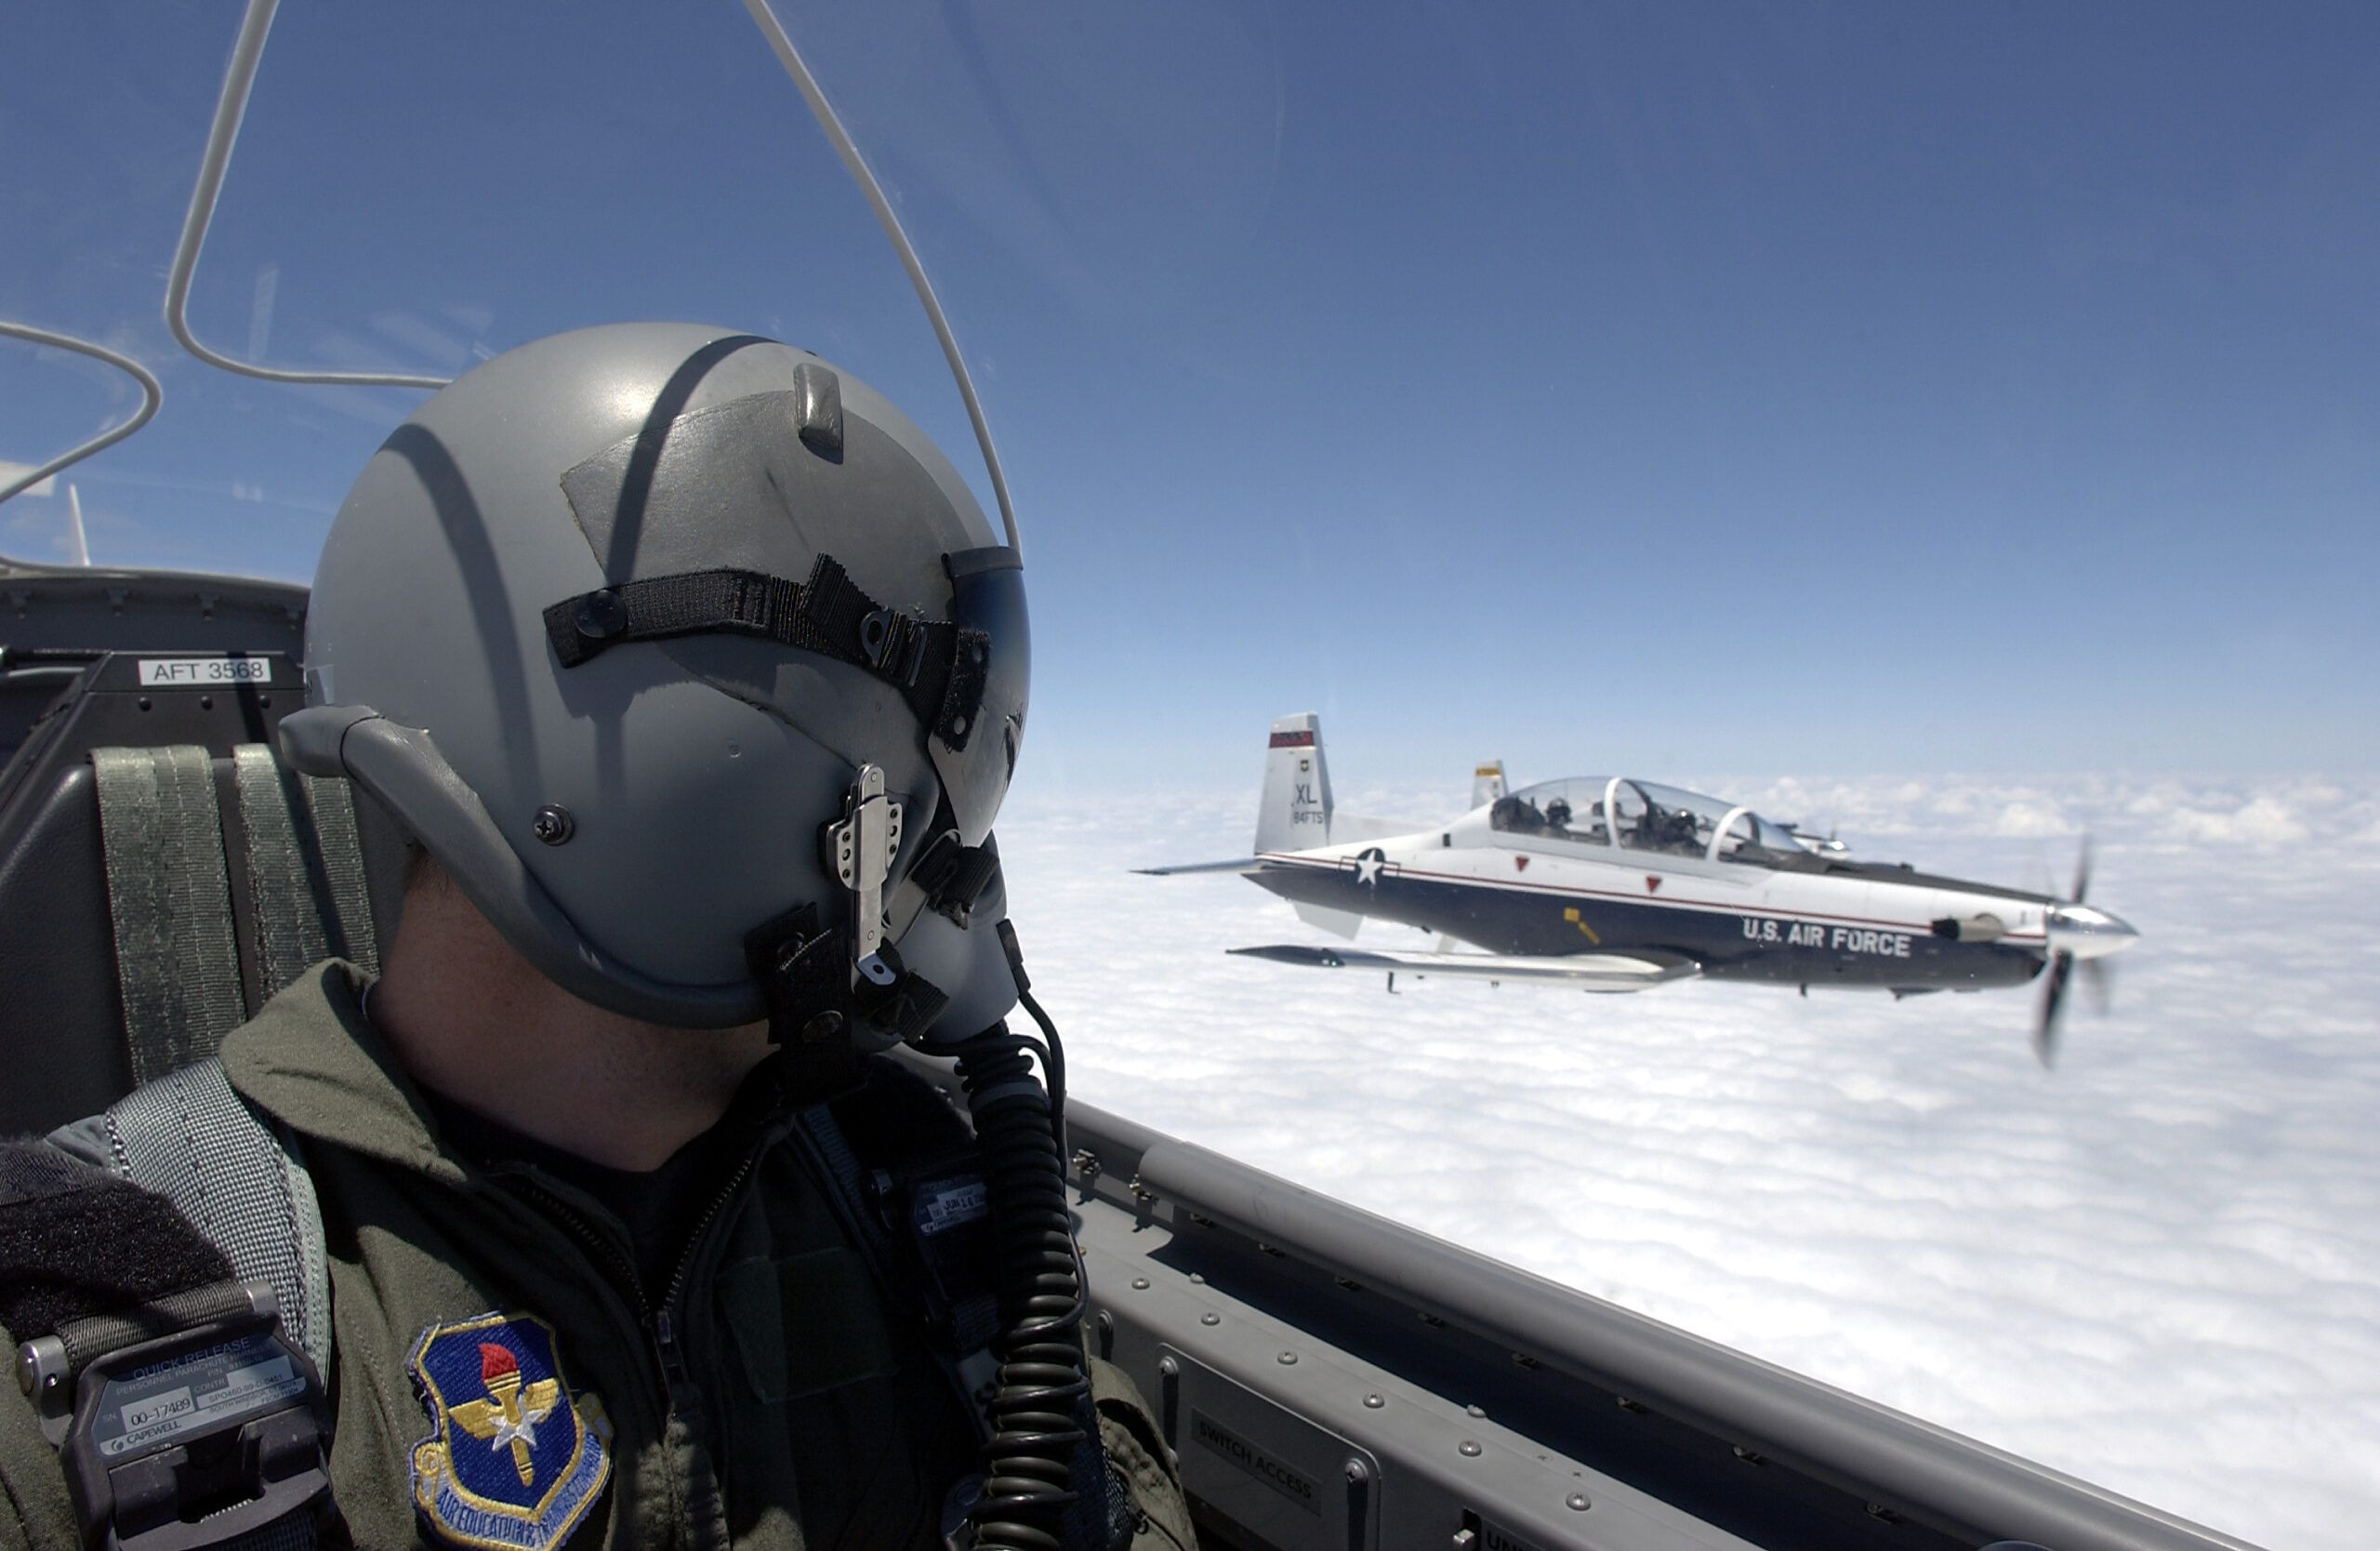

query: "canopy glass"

left=1492, top=777, right=1805, bottom=862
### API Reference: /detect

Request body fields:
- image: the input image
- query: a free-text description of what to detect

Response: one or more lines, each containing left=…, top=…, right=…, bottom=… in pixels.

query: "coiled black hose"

left=951, top=1019, right=1090, bottom=1550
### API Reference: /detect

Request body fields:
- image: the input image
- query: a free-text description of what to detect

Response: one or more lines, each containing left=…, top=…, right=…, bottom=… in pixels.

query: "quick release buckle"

left=15, top=1279, right=330, bottom=1551
left=824, top=763, right=904, bottom=988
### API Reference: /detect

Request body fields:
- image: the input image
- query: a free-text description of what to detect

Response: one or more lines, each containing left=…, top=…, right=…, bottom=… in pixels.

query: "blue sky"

left=4, top=2, right=2374, bottom=794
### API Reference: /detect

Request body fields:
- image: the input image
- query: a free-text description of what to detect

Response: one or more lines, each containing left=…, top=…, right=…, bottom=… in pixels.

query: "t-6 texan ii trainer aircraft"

left=1143, top=713, right=2139, bottom=1062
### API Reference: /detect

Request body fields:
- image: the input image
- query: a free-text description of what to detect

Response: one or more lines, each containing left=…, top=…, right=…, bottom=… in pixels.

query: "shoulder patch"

left=408, top=1313, right=612, bottom=1550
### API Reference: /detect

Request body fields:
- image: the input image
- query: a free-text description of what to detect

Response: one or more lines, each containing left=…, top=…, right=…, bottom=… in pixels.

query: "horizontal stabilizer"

left=1227, top=944, right=1697, bottom=993
left=1134, top=856, right=1264, bottom=876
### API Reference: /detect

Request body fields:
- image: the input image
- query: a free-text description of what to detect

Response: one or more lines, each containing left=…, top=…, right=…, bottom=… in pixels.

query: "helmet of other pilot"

left=277, top=323, right=1028, bottom=1046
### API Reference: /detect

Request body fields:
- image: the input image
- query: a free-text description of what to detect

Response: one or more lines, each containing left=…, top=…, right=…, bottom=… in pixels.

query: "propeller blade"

left=2070, top=834, right=2095, bottom=905
left=2082, top=955, right=2113, bottom=1016
left=2033, top=950, right=2074, bottom=1067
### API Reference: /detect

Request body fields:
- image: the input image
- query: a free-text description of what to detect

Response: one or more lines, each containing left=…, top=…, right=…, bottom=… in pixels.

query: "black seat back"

left=0, top=638, right=406, bottom=1135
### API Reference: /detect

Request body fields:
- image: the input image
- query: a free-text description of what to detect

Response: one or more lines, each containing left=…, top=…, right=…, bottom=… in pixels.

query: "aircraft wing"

left=1134, top=856, right=1264, bottom=876
left=1226, top=944, right=1698, bottom=992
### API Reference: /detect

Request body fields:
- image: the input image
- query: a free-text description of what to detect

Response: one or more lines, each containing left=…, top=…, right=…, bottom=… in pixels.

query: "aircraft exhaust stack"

left=1928, top=912, right=2007, bottom=944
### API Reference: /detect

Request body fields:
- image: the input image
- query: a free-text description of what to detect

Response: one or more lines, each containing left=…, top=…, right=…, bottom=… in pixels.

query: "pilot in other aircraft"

left=0, top=325, right=1190, bottom=1550
left=1651, top=804, right=1703, bottom=855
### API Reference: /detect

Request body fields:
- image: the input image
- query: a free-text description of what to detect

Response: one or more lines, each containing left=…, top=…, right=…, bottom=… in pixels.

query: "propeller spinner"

left=2033, top=838, right=2137, bottom=1066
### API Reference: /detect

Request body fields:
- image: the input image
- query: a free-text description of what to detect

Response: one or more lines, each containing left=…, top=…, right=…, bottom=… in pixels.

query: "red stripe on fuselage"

left=1254, top=853, right=2047, bottom=942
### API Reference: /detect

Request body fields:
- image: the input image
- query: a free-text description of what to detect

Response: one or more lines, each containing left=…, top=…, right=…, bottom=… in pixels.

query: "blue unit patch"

left=408, top=1313, right=612, bottom=1550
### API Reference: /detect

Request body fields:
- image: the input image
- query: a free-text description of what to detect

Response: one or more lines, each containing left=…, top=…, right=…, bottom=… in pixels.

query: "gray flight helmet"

left=280, top=323, right=1028, bottom=1037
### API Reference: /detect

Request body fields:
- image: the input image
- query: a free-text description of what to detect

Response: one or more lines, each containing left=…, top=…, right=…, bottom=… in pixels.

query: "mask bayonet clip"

left=826, top=763, right=903, bottom=988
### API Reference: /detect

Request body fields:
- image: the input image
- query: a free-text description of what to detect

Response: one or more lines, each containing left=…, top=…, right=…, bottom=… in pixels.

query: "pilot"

left=0, top=326, right=1191, bottom=1549
left=1638, top=803, right=1697, bottom=855
left=1667, top=808, right=1703, bottom=854
left=1544, top=796, right=1574, bottom=831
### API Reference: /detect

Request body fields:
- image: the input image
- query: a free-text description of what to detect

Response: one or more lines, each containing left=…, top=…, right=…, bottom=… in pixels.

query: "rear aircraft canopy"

left=1488, top=777, right=1807, bottom=866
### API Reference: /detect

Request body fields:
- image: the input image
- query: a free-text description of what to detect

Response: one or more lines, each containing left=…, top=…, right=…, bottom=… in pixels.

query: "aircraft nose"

left=2046, top=903, right=2139, bottom=959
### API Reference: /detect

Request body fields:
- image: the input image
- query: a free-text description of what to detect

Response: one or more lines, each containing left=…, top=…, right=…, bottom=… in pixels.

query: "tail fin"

left=1255, top=712, right=1333, bottom=854
left=1471, top=760, right=1507, bottom=809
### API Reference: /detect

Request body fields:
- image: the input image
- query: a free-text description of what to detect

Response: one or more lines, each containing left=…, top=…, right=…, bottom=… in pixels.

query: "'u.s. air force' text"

left=1743, top=918, right=1912, bottom=957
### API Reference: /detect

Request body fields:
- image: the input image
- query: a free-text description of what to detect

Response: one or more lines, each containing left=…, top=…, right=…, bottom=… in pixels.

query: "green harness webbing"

left=91, top=746, right=245, bottom=1083
left=73, top=743, right=354, bottom=1549
left=85, top=740, right=372, bottom=1358
left=86, top=746, right=371, bottom=1322
left=94, top=741, right=382, bottom=1085
left=74, top=1061, right=332, bottom=1551
left=231, top=745, right=381, bottom=991
left=297, top=765, right=380, bottom=978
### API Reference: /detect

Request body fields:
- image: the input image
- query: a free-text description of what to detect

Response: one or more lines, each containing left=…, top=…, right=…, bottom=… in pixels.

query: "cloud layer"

left=997, top=772, right=2380, bottom=1551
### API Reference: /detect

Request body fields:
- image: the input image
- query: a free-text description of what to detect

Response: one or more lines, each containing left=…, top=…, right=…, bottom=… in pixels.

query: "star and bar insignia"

left=409, top=1313, right=611, bottom=1550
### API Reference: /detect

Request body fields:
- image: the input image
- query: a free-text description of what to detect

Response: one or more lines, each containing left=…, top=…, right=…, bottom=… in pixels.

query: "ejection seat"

left=0, top=573, right=408, bottom=1137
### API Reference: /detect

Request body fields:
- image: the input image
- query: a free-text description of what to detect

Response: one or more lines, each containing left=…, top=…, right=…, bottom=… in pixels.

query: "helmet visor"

left=931, top=547, right=1029, bottom=844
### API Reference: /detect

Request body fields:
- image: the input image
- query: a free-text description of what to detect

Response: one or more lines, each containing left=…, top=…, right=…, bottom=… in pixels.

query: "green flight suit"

left=0, top=962, right=1192, bottom=1550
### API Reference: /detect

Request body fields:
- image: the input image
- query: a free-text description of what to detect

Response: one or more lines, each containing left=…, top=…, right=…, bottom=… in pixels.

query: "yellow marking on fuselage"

left=1562, top=906, right=1601, bottom=944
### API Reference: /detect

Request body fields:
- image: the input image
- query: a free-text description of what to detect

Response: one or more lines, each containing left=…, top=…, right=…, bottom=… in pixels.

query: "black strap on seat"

left=91, top=746, right=245, bottom=1084
left=541, top=553, right=980, bottom=746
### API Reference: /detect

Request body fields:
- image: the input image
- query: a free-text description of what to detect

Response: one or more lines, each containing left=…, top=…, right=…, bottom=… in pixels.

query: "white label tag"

left=918, top=1180, right=988, bottom=1236
left=137, top=656, right=273, bottom=687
